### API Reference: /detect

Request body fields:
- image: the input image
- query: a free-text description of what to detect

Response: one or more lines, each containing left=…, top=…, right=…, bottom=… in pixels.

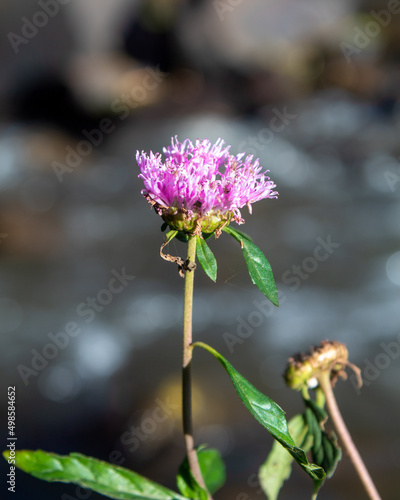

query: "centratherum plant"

left=4, top=137, right=382, bottom=500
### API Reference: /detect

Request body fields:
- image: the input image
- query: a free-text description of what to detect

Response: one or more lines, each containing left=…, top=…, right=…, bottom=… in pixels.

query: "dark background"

left=1, top=0, right=399, bottom=499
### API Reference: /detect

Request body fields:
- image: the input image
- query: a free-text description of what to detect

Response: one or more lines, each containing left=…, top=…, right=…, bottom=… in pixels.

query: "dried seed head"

left=284, top=340, right=361, bottom=391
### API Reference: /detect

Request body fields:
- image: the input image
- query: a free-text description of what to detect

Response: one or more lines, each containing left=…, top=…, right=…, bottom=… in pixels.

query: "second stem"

left=319, top=372, right=381, bottom=500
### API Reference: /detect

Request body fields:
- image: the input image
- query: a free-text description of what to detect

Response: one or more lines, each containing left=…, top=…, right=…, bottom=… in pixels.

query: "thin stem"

left=182, top=235, right=208, bottom=493
left=319, top=373, right=381, bottom=500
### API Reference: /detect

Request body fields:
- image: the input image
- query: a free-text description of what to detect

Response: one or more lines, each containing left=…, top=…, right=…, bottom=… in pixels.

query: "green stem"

left=182, top=235, right=208, bottom=494
left=318, top=372, right=381, bottom=500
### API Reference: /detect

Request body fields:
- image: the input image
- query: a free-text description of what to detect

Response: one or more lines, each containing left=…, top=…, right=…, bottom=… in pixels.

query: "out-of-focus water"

left=1, top=0, right=400, bottom=498
left=1, top=95, right=399, bottom=499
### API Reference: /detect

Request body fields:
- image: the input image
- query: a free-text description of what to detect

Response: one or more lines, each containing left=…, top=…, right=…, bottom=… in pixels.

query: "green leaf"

left=222, top=226, right=253, bottom=242
left=161, top=222, right=169, bottom=232
left=197, top=446, right=226, bottom=494
left=196, top=236, right=217, bottom=282
left=259, top=414, right=310, bottom=500
left=176, top=469, right=207, bottom=500
left=177, top=446, right=226, bottom=498
left=3, top=450, right=188, bottom=500
left=165, top=230, right=178, bottom=244
left=304, top=399, right=341, bottom=478
left=222, top=226, right=279, bottom=307
left=192, top=343, right=325, bottom=487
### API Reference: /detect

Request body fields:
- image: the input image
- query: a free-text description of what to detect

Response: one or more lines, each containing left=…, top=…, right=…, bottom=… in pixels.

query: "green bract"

left=161, top=209, right=232, bottom=234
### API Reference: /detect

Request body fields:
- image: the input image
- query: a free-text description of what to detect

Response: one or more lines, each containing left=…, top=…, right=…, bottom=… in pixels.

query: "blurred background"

left=1, top=0, right=399, bottom=498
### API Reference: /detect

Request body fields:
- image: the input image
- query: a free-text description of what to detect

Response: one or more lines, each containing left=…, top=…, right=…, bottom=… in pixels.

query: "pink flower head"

left=136, top=137, right=278, bottom=234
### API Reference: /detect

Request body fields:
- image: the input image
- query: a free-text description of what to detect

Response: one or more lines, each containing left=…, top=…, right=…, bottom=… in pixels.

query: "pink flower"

left=136, top=137, right=278, bottom=233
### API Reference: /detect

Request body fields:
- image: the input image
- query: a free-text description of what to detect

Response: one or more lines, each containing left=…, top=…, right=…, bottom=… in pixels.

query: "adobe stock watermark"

left=17, top=267, right=135, bottom=385
left=7, top=0, right=71, bottom=54
left=340, top=0, right=400, bottom=63
left=60, top=395, right=178, bottom=499
left=213, top=0, right=243, bottom=21
left=350, top=333, right=400, bottom=395
left=120, top=396, right=179, bottom=453
left=223, top=236, right=341, bottom=353
left=0, top=233, right=9, bottom=243
left=236, top=107, right=297, bottom=157
left=384, top=154, right=400, bottom=192
left=235, top=472, right=263, bottom=499
left=52, top=65, right=169, bottom=182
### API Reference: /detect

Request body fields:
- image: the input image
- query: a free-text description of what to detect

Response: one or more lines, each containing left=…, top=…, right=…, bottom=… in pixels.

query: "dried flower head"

left=285, top=340, right=362, bottom=391
left=136, top=137, right=278, bottom=234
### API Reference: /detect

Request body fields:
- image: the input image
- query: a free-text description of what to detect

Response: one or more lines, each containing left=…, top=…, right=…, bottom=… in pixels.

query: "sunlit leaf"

left=196, top=236, right=217, bottom=282
left=192, top=343, right=325, bottom=487
left=3, top=450, right=188, bottom=500
left=259, top=414, right=310, bottom=500
left=176, top=470, right=207, bottom=500
left=177, top=446, right=226, bottom=499
left=196, top=447, right=226, bottom=494
left=165, top=230, right=178, bottom=243
left=224, top=227, right=253, bottom=242
left=222, top=226, right=279, bottom=306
